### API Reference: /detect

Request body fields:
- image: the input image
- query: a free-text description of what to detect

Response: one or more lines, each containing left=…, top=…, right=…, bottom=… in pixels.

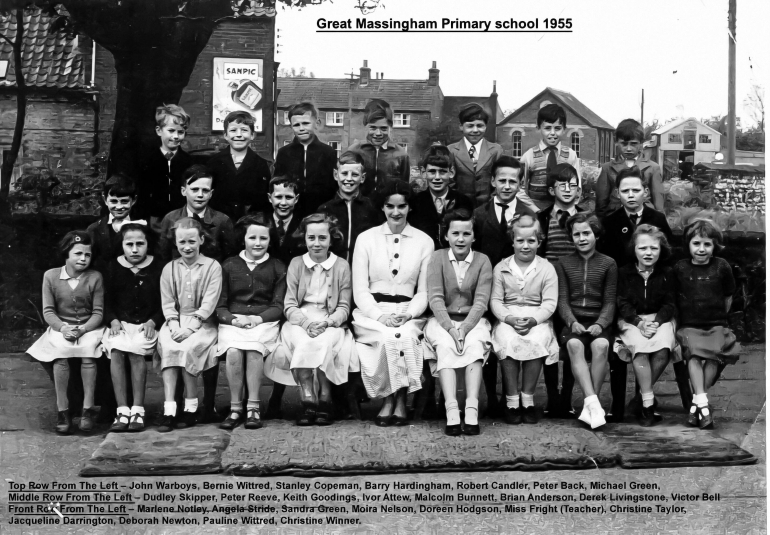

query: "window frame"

left=328, top=141, right=342, bottom=158
left=571, top=131, right=580, bottom=158
left=393, top=113, right=412, bottom=128
left=511, top=130, right=523, bottom=158
left=325, top=112, right=344, bottom=126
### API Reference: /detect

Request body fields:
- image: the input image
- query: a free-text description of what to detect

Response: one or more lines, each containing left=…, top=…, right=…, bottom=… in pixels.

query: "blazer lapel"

left=484, top=200, right=500, bottom=233
left=476, top=140, right=492, bottom=168
left=451, top=142, right=475, bottom=172
left=236, top=149, right=257, bottom=176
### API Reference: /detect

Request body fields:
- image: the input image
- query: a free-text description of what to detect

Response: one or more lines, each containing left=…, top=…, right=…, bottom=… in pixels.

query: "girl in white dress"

left=352, top=181, right=435, bottom=426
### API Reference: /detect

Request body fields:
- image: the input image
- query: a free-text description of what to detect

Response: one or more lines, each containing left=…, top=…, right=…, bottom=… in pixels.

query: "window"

left=668, top=133, right=682, bottom=144
left=699, top=134, right=712, bottom=144
left=282, top=111, right=289, bottom=125
left=683, top=130, right=696, bottom=149
left=393, top=113, right=411, bottom=128
left=328, top=141, right=341, bottom=158
left=326, top=112, right=344, bottom=126
left=511, top=131, right=522, bottom=158
left=571, top=132, right=580, bottom=158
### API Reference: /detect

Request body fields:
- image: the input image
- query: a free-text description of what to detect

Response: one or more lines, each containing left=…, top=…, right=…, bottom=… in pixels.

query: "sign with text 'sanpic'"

left=212, top=57, right=264, bottom=132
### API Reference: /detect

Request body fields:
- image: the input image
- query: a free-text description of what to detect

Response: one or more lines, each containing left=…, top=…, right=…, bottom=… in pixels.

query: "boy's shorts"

left=560, top=320, right=612, bottom=362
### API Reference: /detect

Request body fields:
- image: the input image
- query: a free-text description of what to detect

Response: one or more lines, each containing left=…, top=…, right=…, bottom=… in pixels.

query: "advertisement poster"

left=0, top=0, right=767, bottom=534
left=212, top=57, right=264, bottom=132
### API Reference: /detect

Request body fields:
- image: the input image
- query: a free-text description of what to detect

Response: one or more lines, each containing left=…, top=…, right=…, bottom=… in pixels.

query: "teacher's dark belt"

left=372, top=293, right=411, bottom=304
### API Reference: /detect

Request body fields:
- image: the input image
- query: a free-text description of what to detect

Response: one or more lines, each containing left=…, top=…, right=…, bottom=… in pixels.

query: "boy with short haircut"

left=136, top=104, right=193, bottom=227
left=157, top=165, right=237, bottom=265
left=595, top=119, right=664, bottom=219
left=409, top=145, right=474, bottom=249
left=448, top=102, right=505, bottom=207
left=318, top=151, right=381, bottom=262
left=265, top=175, right=305, bottom=265
left=274, top=102, right=338, bottom=214
left=207, top=111, right=272, bottom=221
left=473, top=155, right=536, bottom=417
left=347, top=99, right=410, bottom=199
left=519, top=103, right=582, bottom=212
left=536, top=163, right=585, bottom=417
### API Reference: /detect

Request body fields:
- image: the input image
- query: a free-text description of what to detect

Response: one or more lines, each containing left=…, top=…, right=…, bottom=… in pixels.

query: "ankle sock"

left=521, top=393, right=534, bottom=408
left=117, top=406, right=130, bottom=417
left=693, top=393, right=709, bottom=408
left=641, top=392, right=655, bottom=408
left=506, top=395, right=520, bottom=409
left=164, top=401, right=177, bottom=417
left=130, top=406, right=145, bottom=417
left=445, top=400, right=460, bottom=425
left=184, top=398, right=199, bottom=413
left=464, top=399, right=479, bottom=425
left=230, top=402, right=243, bottom=413
left=584, top=395, right=599, bottom=408
left=247, top=399, right=260, bottom=411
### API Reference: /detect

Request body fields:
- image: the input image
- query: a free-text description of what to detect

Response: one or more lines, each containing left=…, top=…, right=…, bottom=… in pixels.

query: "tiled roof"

left=0, top=7, right=87, bottom=89
left=277, top=77, right=442, bottom=111
left=501, top=87, right=614, bottom=130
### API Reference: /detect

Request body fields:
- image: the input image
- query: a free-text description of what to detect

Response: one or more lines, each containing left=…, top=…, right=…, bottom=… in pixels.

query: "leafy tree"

left=743, top=83, right=765, bottom=133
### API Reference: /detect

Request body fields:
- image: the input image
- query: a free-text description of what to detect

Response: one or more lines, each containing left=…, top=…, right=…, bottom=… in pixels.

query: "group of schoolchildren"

left=27, top=97, right=740, bottom=439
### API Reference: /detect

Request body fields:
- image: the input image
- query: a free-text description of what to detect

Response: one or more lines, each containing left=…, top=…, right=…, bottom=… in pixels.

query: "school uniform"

left=598, top=206, right=673, bottom=267
left=207, top=147, right=272, bottom=221
left=215, top=253, right=287, bottom=358
left=520, top=141, right=581, bottom=212
left=86, top=214, right=146, bottom=274
left=273, top=137, right=338, bottom=214
left=157, top=206, right=237, bottom=264
left=346, top=140, right=410, bottom=199
left=448, top=137, right=505, bottom=207
left=472, top=196, right=536, bottom=269
left=319, top=193, right=382, bottom=262
left=136, top=146, right=192, bottom=220
left=595, top=155, right=665, bottom=219
left=265, top=253, right=354, bottom=387
left=352, top=223, right=434, bottom=399
left=536, top=203, right=585, bottom=263
left=423, top=250, right=493, bottom=373
left=101, top=256, right=164, bottom=357
left=267, top=213, right=304, bottom=265
left=408, top=189, right=474, bottom=250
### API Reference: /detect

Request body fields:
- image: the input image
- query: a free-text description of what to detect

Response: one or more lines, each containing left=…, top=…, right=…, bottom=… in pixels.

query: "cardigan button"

left=394, top=238, right=399, bottom=243
left=395, top=333, right=401, bottom=338
left=394, top=253, right=399, bottom=259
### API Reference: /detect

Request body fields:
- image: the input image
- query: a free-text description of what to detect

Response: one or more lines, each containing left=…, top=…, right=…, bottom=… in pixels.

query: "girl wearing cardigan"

left=268, top=213, right=354, bottom=426
left=155, top=217, right=222, bottom=432
left=424, top=210, right=493, bottom=436
left=353, top=181, right=435, bottom=426
left=216, top=214, right=287, bottom=431
left=491, top=214, right=559, bottom=426
left=27, top=231, right=106, bottom=434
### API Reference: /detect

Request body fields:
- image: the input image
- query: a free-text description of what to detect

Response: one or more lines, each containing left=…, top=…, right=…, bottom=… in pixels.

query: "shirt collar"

left=274, top=213, right=292, bottom=227
left=464, top=137, right=484, bottom=152
left=430, top=190, right=449, bottom=202
left=186, top=206, right=209, bottom=220
left=552, top=204, right=577, bottom=217
left=60, top=266, right=82, bottom=280
left=494, top=195, right=516, bottom=209
left=625, top=207, right=644, bottom=219
left=160, top=147, right=177, bottom=158
left=448, top=249, right=474, bottom=264
left=380, top=222, right=414, bottom=237
left=118, top=255, right=154, bottom=270
left=239, top=250, right=270, bottom=266
left=302, top=252, right=337, bottom=271
left=508, top=255, right=541, bottom=278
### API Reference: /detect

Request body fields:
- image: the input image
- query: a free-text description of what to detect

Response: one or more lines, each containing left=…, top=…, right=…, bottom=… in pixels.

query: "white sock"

left=445, top=400, right=460, bottom=425
left=506, top=395, right=520, bottom=409
left=163, top=401, right=177, bottom=416
left=521, top=393, right=534, bottom=408
left=184, top=398, right=199, bottom=413
left=464, top=399, right=479, bottom=425
left=584, top=395, right=599, bottom=407
left=641, top=392, right=655, bottom=408
left=130, top=406, right=145, bottom=417
left=694, top=393, right=709, bottom=408
left=117, top=406, right=130, bottom=416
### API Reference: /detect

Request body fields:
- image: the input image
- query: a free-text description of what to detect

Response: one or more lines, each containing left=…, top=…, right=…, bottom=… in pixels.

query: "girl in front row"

left=424, top=209, right=493, bottom=436
left=674, top=220, right=740, bottom=429
left=216, top=214, right=287, bottom=431
left=615, top=225, right=677, bottom=427
left=27, top=231, right=106, bottom=434
left=155, top=217, right=222, bottom=432
left=102, top=223, right=163, bottom=432
left=268, top=213, right=354, bottom=426
left=491, top=214, right=559, bottom=426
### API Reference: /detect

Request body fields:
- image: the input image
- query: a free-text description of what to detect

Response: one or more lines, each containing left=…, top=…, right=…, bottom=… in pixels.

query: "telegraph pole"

left=640, top=88, right=644, bottom=126
left=726, top=0, right=737, bottom=165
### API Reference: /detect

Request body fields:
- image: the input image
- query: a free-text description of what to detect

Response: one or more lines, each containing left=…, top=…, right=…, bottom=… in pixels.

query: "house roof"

left=444, top=95, right=504, bottom=123
left=276, top=77, right=443, bottom=111
left=0, top=7, right=87, bottom=89
left=499, top=87, right=614, bottom=130
left=653, top=117, right=722, bottom=137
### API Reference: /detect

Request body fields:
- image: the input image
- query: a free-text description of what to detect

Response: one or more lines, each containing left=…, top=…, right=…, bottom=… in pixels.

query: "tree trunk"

left=0, top=8, right=26, bottom=202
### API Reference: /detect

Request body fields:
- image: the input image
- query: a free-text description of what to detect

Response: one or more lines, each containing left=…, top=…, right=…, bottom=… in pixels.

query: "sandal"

left=245, top=409, right=263, bottom=430
left=128, top=413, right=145, bottom=432
left=220, top=411, right=243, bottom=430
left=109, top=413, right=130, bottom=433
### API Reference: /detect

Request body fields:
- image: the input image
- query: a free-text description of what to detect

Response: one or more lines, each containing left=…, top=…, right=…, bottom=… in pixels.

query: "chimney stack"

left=428, top=61, right=439, bottom=86
left=488, top=80, right=499, bottom=143
left=360, top=60, right=371, bottom=86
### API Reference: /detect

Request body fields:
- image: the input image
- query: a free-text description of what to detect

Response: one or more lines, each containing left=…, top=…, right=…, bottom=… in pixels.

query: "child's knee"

left=590, top=339, right=609, bottom=356
left=110, top=350, right=126, bottom=362
left=566, top=339, right=583, bottom=355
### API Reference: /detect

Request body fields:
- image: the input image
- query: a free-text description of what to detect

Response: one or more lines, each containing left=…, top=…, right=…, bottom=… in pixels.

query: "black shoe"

left=157, top=414, right=175, bottom=433
left=374, top=415, right=392, bottom=427
left=462, top=423, right=480, bottom=436
left=523, top=406, right=540, bottom=424
left=392, top=414, right=409, bottom=426
left=297, top=407, right=316, bottom=426
left=652, top=398, right=663, bottom=421
left=445, top=423, right=462, bottom=436
left=176, top=410, right=197, bottom=429
left=315, top=402, right=333, bottom=426
left=638, top=406, right=656, bottom=427
left=219, top=411, right=243, bottom=430
left=56, top=410, right=72, bottom=435
left=698, top=405, right=714, bottom=429
left=687, top=404, right=699, bottom=427
left=79, top=407, right=97, bottom=433
left=128, top=413, right=145, bottom=432
left=109, top=413, right=130, bottom=433
left=244, top=409, right=263, bottom=430
left=504, top=406, right=523, bottom=425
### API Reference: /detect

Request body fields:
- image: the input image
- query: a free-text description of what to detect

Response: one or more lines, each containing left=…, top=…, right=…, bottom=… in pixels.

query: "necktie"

left=165, top=152, right=175, bottom=161
left=276, top=219, right=286, bottom=245
left=545, top=146, right=558, bottom=173
left=497, top=202, right=509, bottom=235
left=192, top=212, right=204, bottom=223
left=556, top=209, right=569, bottom=229
left=434, top=197, right=445, bottom=214
left=632, top=213, right=642, bottom=227
left=468, top=145, right=477, bottom=170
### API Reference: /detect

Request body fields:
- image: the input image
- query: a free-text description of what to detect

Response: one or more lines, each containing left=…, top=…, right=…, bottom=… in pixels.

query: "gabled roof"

left=0, top=7, right=87, bottom=89
left=499, top=87, right=614, bottom=130
left=276, top=77, right=443, bottom=111
left=653, top=117, right=722, bottom=137
left=444, top=96, right=504, bottom=123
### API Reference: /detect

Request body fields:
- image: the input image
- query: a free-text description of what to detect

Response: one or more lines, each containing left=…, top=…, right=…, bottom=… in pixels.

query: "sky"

left=274, top=0, right=769, bottom=129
